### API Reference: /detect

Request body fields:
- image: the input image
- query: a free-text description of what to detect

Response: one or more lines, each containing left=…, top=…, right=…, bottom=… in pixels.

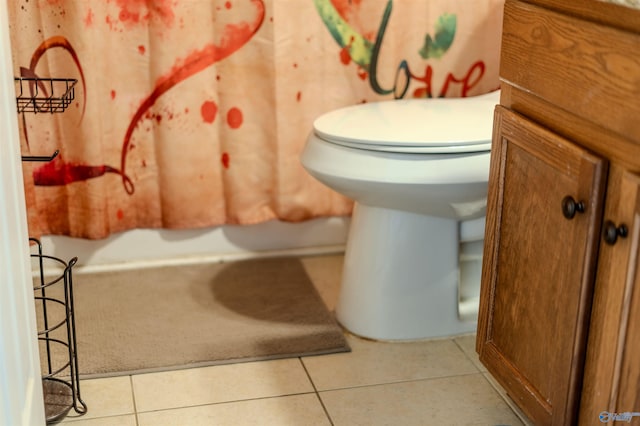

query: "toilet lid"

left=313, top=90, right=499, bottom=154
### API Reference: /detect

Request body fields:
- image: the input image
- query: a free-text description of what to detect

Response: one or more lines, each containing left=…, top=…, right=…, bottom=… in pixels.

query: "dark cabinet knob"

left=562, top=196, right=585, bottom=219
left=603, top=220, right=628, bottom=245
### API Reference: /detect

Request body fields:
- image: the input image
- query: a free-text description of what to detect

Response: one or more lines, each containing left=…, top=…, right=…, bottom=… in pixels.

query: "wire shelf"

left=14, top=77, right=77, bottom=114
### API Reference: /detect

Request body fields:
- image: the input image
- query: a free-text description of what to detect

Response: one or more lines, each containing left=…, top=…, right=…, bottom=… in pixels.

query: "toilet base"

left=336, top=204, right=478, bottom=341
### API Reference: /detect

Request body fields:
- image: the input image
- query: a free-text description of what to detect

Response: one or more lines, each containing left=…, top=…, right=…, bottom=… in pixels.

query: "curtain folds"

left=8, top=0, right=504, bottom=239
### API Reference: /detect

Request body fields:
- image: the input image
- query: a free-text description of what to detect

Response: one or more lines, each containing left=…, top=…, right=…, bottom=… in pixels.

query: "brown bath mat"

left=36, top=255, right=349, bottom=378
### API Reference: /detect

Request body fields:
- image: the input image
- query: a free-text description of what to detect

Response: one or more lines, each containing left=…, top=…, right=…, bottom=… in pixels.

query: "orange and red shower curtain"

left=8, top=0, right=504, bottom=239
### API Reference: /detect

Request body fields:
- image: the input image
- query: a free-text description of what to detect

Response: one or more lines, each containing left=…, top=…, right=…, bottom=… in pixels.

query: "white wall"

left=39, top=216, right=350, bottom=273
left=1, top=0, right=46, bottom=422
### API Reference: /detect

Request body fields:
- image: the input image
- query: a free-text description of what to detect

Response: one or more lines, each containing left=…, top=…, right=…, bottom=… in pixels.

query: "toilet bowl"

left=300, top=90, right=500, bottom=341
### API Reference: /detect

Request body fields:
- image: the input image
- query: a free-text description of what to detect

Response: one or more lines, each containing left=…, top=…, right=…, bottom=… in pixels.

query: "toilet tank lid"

left=313, top=90, right=500, bottom=150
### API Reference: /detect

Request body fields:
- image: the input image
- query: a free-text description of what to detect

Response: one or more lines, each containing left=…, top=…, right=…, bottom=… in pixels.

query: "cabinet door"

left=579, top=168, right=640, bottom=424
left=476, top=107, right=607, bottom=425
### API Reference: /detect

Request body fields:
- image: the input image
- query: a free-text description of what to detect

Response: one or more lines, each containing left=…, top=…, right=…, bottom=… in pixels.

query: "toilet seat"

left=313, top=90, right=500, bottom=154
left=319, top=138, right=491, bottom=154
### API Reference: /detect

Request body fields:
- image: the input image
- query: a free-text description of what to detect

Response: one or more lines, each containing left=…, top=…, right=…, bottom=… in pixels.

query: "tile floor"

left=61, top=254, right=532, bottom=426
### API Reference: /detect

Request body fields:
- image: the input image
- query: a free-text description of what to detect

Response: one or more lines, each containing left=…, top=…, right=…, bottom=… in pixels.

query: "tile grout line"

left=451, top=337, right=531, bottom=425
left=298, top=357, right=335, bottom=426
left=310, top=371, right=487, bottom=394
left=451, top=335, right=486, bottom=373
left=126, top=392, right=321, bottom=419
left=62, top=376, right=140, bottom=424
left=130, top=374, right=140, bottom=426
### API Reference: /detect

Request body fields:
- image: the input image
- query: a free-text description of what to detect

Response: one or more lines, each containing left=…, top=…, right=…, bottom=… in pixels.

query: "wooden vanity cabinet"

left=477, top=107, right=607, bottom=425
left=476, top=0, right=640, bottom=425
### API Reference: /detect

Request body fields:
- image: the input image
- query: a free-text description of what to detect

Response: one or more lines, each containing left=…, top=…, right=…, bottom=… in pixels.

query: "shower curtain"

left=8, top=0, right=504, bottom=239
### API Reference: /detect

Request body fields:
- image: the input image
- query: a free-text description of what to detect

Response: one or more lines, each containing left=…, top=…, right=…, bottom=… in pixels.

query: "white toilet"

left=300, top=90, right=500, bottom=341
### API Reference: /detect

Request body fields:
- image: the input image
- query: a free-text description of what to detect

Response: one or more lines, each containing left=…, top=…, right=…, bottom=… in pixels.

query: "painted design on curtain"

left=9, top=0, right=503, bottom=238
left=22, top=1, right=265, bottom=193
left=21, top=36, right=131, bottom=188
left=316, top=0, right=485, bottom=98
left=118, top=3, right=264, bottom=193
